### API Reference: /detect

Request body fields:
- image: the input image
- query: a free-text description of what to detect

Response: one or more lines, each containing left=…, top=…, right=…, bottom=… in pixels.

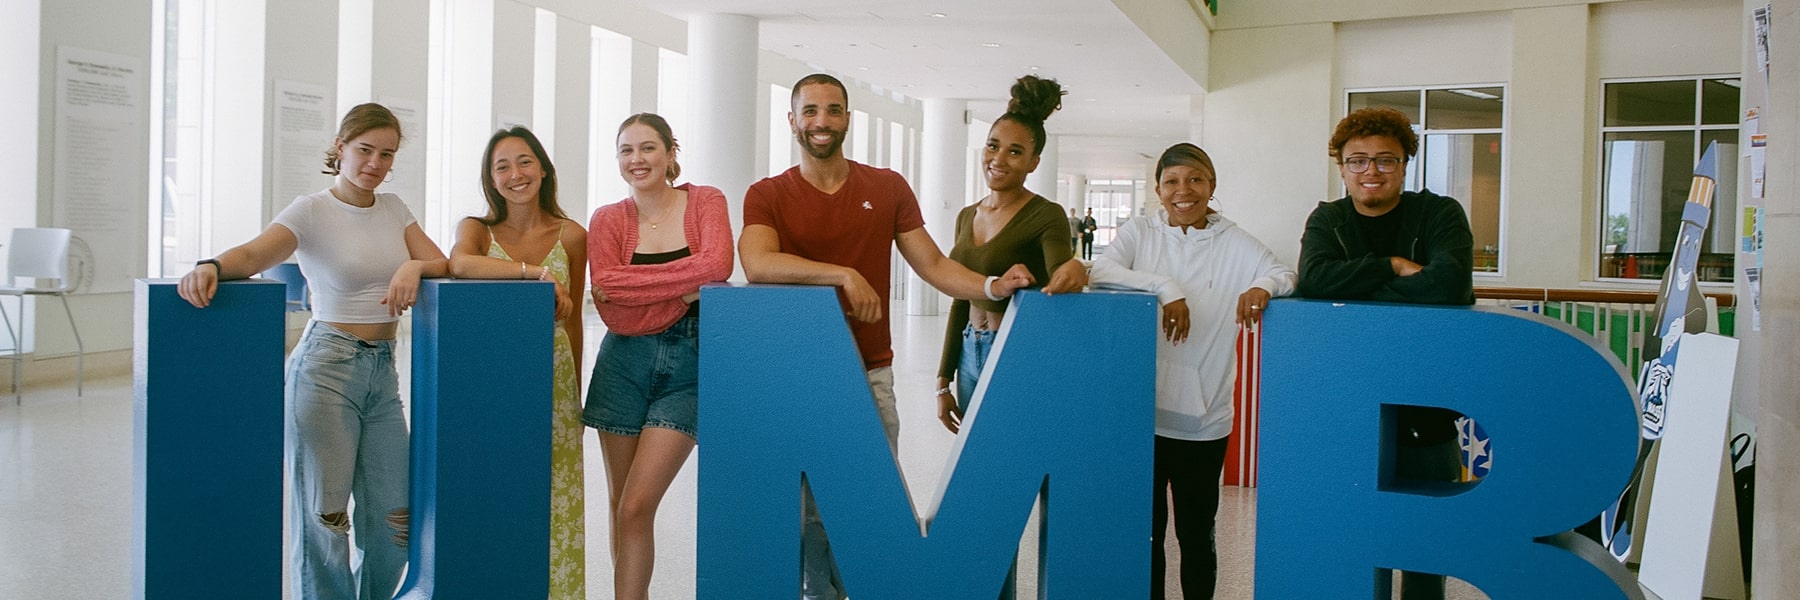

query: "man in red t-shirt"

left=740, top=73, right=1034, bottom=600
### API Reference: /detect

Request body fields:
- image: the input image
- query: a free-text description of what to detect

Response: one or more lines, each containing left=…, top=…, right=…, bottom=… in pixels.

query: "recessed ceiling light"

left=981, top=42, right=1001, bottom=48
left=1028, top=65, right=1040, bottom=71
left=929, top=12, right=947, bottom=18
left=793, top=44, right=809, bottom=48
left=857, top=66, right=870, bottom=71
left=1085, top=98, right=1098, bottom=102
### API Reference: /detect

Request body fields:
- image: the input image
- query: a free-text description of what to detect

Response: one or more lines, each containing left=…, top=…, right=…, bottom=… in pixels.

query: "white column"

left=909, top=98, right=968, bottom=316
left=1750, top=0, right=1800, bottom=594
left=552, top=15, right=591, bottom=219
left=685, top=13, right=758, bottom=236
left=1027, top=134, right=1060, bottom=203
left=1070, top=175, right=1088, bottom=212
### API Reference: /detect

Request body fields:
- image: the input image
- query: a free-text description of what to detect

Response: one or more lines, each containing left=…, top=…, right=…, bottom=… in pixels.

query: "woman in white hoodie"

left=1089, top=142, right=1295, bottom=600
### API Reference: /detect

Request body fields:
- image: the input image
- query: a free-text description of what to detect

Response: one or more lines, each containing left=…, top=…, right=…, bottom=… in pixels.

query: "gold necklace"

left=643, top=196, right=678, bottom=229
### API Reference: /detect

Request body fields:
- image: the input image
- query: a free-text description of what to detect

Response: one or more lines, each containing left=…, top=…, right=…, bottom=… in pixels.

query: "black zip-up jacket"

left=1296, top=190, right=1475, bottom=305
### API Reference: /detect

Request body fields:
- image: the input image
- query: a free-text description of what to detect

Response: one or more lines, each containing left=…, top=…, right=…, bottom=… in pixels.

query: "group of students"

left=175, top=69, right=1473, bottom=600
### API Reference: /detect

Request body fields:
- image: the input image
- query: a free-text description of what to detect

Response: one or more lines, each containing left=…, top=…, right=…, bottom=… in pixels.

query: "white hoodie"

left=1089, top=210, right=1296, bottom=441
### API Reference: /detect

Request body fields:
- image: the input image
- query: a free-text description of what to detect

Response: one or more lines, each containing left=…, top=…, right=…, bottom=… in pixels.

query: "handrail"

left=1476, top=286, right=1736, bottom=308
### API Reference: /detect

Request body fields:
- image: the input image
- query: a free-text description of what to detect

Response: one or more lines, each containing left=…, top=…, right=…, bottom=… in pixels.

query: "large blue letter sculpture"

left=698, top=287, right=1156, bottom=599
left=397, top=279, right=554, bottom=599
left=134, top=279, right=286, bottom=599
left=133, top=278, right=554, bottom=598
left=1256, top=300, right=1645, bottom=599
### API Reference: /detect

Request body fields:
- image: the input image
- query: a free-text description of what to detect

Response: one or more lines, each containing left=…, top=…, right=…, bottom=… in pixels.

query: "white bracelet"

left=983, top=275, right=1002, bottom=302
left=519, top=261, right=528, bottom=279
left=936, top=387, right=952, bottom=396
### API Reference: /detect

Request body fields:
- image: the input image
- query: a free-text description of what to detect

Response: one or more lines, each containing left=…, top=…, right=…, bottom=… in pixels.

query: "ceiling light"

left=1446, top=88, right=1500, bottom=100
left=981, top=42, right=1001, bottom=48
left=1028, top=65, right=1040, bottom=71
left=793, top=44, right=809, bottom=49
left=929, top=12, right=947, bottom=18
left=857, top=66, right=870, bottom=71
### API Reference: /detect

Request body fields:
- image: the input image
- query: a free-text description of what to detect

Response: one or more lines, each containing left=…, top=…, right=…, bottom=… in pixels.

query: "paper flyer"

left=1754, top=6, right=1772, bottom=75
left=1746, top=267, right=1761, bottom=331
left=1750, top=133, right=1767, bottom=199
left=1743, top=207, right=1757, bottom=253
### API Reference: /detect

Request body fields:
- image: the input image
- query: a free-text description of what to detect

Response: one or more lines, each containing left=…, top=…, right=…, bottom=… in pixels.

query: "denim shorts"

left=583, top=316, right=699, bottom=439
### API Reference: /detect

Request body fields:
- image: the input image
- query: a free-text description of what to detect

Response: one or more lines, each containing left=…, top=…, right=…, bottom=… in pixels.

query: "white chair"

left=0, top=228, right=85, bottom=402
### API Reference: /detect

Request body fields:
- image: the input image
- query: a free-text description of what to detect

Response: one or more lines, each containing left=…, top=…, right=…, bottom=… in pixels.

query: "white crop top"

left=271, top=189, right=418, bottom=324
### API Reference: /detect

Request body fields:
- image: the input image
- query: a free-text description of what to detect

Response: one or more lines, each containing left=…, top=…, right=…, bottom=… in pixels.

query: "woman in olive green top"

left=933, top=73, right=1088, bottom=600
left=935, top=74, right=1089, bottom=438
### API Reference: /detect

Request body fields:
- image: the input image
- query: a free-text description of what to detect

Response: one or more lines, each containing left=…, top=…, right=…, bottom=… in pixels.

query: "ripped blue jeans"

left=286, top=321, right=410, bottom=600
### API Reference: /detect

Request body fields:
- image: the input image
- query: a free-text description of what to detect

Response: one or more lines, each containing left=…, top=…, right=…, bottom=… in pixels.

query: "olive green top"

left=938, top=195, right=1075, bottom=380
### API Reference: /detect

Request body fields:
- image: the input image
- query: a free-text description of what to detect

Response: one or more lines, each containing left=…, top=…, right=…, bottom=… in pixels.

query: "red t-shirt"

left=743, top=162, right=926, bottom=369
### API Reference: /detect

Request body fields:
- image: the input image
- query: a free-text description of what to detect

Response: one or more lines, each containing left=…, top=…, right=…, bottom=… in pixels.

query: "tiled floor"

left=0, top=307, right=1490, bottom=599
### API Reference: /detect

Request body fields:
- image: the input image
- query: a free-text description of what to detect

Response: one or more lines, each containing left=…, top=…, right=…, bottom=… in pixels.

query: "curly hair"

left=1328, top=106, right=1419, bottom=159
left=996, top=74, right=1065, bottom=156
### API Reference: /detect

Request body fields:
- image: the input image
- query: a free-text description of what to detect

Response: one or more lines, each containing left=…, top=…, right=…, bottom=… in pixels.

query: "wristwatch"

left=196, top=258, right=222, bottom=273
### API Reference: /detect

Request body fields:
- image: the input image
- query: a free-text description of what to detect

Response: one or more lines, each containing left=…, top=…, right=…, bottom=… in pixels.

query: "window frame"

left=1594, top=75, right=1740, bottom=287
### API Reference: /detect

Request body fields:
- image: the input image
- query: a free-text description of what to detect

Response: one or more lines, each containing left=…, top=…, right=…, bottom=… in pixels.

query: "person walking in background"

left=739, top=72, right=1035, bottom=600
left=1088, top=142, right=1296, bottom=600
left=447, top=125, right=588, bottom=599
left=1297, top=106, right=1474, bottom=600
left=177, top=103, right=448, bottom=600
left=586, top=113, right=734, bottom=600
left=1080, top=207, right=1099, bottom=259
left=1068, top=207, right=1083, bottom=254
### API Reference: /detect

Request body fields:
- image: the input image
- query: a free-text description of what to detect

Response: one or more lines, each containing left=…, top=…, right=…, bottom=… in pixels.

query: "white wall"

left=33, top=0, right=154, bottom=356
left=1204, top=0, right=1742, bottom=288
left=1595, top=0, right=1745, bottom=78
left=1201, top=23, right=1337, bottom=266
left=1505, top=5, right=1593, bottom=287
left=1337, top=11, right=1511, bottom=89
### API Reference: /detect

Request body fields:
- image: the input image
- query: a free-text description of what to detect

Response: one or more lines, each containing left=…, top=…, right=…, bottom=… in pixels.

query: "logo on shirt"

left=861, top=201, right=873, bottom=210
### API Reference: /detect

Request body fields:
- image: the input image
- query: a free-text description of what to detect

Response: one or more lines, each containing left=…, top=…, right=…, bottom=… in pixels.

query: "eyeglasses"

left=1341, top=156, right=1403, bottom=174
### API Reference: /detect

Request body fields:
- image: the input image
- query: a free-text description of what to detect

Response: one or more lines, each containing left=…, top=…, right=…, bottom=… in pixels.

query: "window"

left=1347, top=87, right=1506, bottom=273
left=153, top=0, right=203, bottom=277
left=1599, top=77, right=1739, bottom=283
left=1085, top=179, right=1143, bottom=248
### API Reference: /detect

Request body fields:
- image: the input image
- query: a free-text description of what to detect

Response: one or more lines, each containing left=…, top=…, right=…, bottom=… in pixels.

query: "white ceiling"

left=632, top=0, right=1207, bottom=179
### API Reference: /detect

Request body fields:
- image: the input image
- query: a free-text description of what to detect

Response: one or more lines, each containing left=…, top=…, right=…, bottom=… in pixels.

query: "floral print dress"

left=487, top=231, right=585, bottom=599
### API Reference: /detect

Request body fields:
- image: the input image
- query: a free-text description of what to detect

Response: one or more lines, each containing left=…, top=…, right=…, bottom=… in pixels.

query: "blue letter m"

left=699, top=286, right=1156, bottom=599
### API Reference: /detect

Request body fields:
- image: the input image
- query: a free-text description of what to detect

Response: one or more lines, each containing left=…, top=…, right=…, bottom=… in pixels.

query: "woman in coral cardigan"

left=584, top=113, right=733, bottom=600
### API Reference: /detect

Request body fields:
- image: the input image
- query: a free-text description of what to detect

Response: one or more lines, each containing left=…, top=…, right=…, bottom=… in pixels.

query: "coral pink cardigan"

left=587, top=183, right=735, bottom=335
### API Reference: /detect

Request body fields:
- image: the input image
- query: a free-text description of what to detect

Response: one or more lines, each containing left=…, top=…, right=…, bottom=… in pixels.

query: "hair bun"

left=1006, top=75, right=1065, bottom=124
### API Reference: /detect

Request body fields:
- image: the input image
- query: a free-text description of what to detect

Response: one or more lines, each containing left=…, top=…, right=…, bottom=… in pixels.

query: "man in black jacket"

left=1297, top=106, right=1474, bottom=600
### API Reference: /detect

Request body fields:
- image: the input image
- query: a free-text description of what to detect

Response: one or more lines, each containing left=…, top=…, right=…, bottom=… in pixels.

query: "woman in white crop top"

left=447, top=126, right=589, bottom=599
left=177, top=103, right=448, bottom=600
